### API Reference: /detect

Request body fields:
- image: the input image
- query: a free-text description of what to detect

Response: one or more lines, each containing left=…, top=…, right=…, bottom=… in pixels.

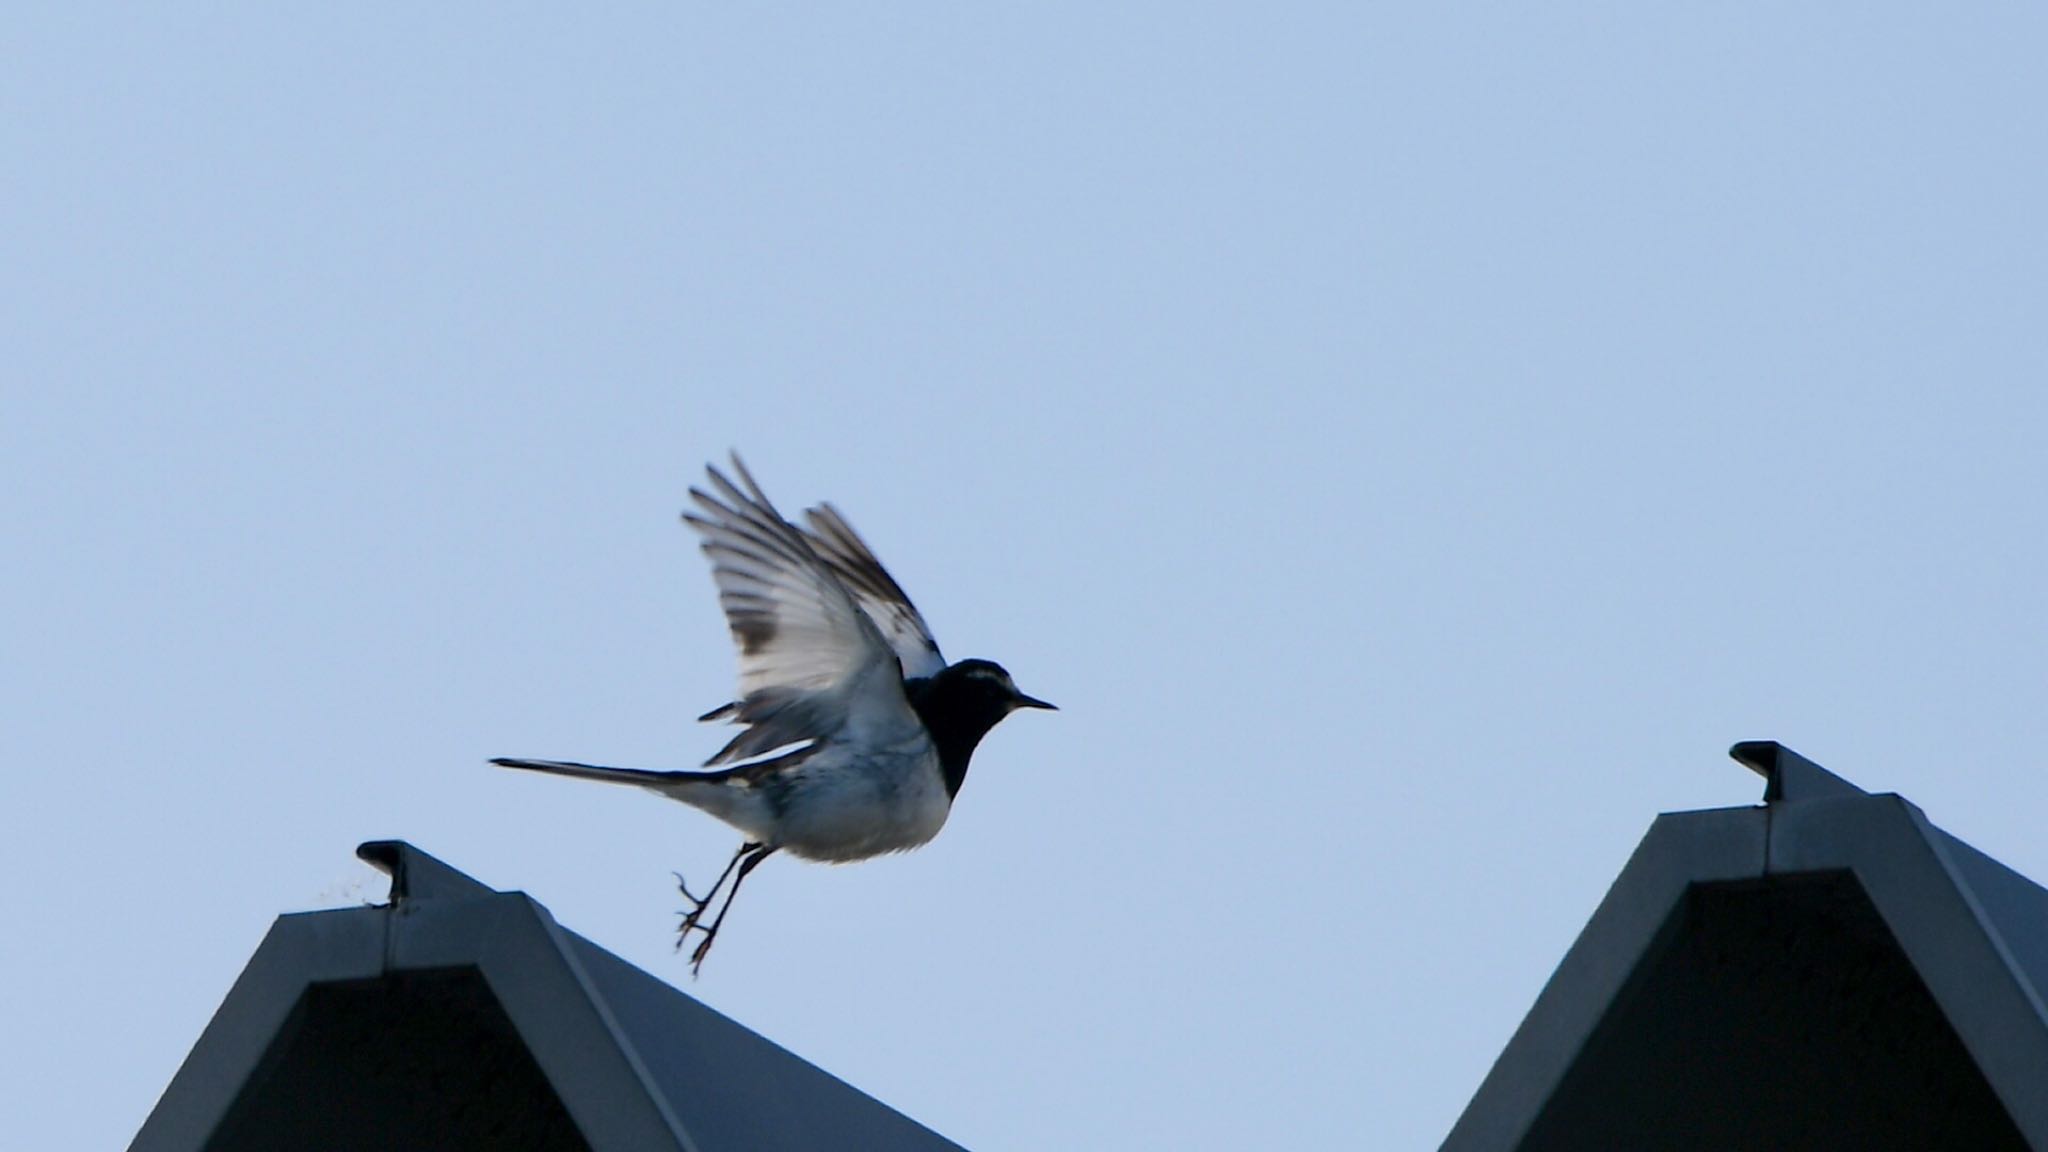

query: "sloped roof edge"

left=1441, top=741, right=2048, bottom=1151
left=129, top=841, right=964, bottom=1152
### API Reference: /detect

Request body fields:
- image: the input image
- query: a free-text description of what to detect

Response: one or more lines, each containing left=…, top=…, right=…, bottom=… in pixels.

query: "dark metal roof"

left=129, top=841, right=967, bottom=1152
left=1443, top=741, right=2048, bottom=1152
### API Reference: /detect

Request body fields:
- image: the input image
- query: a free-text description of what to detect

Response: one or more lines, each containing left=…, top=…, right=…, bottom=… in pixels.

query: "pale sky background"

left=6, top=6, right=2047, bottom=1149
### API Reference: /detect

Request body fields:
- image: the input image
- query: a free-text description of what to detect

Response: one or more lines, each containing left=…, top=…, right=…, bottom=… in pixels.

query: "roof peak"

left=1729, top=739, right=1868, bottom=804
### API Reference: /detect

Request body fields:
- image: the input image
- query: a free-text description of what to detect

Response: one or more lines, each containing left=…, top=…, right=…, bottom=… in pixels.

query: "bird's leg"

left=687, top=844, right=779, bottom=975
left=675, top=842, right=755, bottom=944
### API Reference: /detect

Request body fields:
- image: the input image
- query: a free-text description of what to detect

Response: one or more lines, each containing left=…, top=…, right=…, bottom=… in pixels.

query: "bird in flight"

left=493, top=455, right=1054, bottom=973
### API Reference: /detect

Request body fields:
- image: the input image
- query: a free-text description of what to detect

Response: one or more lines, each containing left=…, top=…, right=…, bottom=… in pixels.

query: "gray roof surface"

left=129, top=841, right=966, bottom=1152
left=1443, top=741, right=2048, bottom=1151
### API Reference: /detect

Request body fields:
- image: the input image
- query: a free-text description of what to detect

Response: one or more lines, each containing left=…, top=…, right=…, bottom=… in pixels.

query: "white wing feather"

left=800, top=502, right=947, bottom=681
left=683, top=456, right=925, bottom=767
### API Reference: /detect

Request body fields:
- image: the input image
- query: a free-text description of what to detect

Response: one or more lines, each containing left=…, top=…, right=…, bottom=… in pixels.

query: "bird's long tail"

left=491, top=755, right=774, bottom=845
left=490, top=757, right=685, bottom=787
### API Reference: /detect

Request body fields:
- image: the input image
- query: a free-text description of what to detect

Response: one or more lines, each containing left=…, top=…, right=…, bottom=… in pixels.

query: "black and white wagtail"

left=492, top=455, right=1054, bottom=972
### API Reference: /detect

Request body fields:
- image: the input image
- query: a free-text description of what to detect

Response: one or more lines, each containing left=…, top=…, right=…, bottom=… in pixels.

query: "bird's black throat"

left=904, top=670, right=1019, bottom=799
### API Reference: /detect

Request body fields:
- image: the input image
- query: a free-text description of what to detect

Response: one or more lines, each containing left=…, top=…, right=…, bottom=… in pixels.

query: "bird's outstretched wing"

left=684, top=456, right=926, bottom=767
left=800, top=502, right=947, bottom=681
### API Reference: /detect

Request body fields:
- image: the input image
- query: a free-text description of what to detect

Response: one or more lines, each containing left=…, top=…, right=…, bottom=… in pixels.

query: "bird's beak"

left=1013, top=691, right=1057, bottom=711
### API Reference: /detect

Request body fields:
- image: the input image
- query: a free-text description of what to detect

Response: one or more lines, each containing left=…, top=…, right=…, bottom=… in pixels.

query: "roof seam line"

left=528, top=906, right=707, bottom=1152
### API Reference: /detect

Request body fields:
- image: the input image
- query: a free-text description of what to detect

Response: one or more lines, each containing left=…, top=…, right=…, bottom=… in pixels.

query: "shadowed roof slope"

left=130, top=841, right=966, bottom=1152
left=1444, top=742, right=2048, bottom=1152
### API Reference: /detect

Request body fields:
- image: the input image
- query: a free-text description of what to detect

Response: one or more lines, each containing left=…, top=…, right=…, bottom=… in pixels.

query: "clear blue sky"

left=6, top=6, right=2046, bottom=1148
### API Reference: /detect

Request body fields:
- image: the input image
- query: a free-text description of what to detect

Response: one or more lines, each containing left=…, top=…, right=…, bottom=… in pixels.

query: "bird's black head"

left=937, top=658, right=1057, bottom=714
left=905, top=658, right=1054, bottom=798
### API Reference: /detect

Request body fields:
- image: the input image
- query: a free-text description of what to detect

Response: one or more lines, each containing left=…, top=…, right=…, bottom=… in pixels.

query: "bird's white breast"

left=770, top=735, right=953, bottom=862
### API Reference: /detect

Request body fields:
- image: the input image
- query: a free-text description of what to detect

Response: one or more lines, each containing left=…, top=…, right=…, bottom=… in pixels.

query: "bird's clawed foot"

left=673, top=871, right=714, bottom=937
left=685, top=925, right=720, bottom=973
left=672, top=842, right=777, bottom=976
left=673, top=850, right=741, bottom=954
